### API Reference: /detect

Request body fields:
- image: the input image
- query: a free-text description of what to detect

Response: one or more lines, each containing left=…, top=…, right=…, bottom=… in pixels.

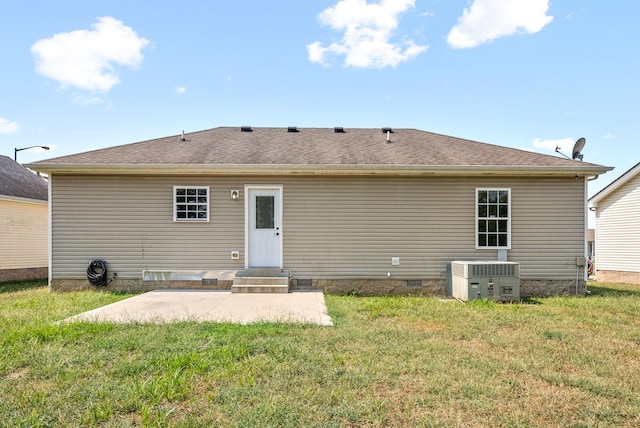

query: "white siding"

left=595, top=172, right=640, bottom=272
left=0, top=198, right=48, bottom=269
left=50, top=175, right=585, bottom=281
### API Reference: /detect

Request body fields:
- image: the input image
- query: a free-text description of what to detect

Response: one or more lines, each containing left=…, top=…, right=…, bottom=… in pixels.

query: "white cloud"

left=533, top=137, right=574, bottom=154
left=71, top=93, right=110, bottom=107
left=0, top=118, right=19, bottom=134
left=31, top=16, right=150, bottom=92
left=447, top=0, right=553, bottom=49
left=603, top=133, right=615, bottom=139
left=176, top=85, right=187, bottom=94
left=307, top=0, right=428, bottom=68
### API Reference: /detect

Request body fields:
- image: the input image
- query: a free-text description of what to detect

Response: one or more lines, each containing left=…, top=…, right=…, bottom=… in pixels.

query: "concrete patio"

left=63, top=290, right=333, bottom=326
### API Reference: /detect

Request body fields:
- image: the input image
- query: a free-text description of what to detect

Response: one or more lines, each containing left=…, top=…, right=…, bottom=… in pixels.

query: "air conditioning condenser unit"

left=451, top=261, right=520, bottom=302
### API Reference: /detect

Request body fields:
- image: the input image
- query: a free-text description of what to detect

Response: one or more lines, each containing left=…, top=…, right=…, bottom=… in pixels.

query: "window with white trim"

left=476, top=188, right=510, bottom=249
left=174, top=186, right=209, bottom=222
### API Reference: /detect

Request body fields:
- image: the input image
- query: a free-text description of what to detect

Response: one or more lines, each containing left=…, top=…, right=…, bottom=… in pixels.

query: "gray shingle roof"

left=28, top=127, right=611, bottom=176
left=0, top=155, right=48, bottom=201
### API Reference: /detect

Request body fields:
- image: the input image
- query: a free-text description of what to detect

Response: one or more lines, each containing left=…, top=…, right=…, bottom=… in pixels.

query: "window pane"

left=256, top=196, right=275, bottom=229
left=477, top=189, right=509, bottom=248
left=479, top=234, right=487, bottom=246
left=175, top=187, right=208, bottom=221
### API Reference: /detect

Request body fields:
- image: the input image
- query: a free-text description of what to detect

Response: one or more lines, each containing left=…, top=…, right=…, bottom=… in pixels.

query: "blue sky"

left=1, top=1, right=638, bottom=206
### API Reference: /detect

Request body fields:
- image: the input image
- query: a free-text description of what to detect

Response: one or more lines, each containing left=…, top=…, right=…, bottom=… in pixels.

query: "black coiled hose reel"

left=87, top=259, right=114, bottom=287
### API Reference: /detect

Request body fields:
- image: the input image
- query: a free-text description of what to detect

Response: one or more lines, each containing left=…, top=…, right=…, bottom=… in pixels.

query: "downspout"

left=47, top=174, right=53, bottom=293
left=582, top=175, right=589, bottom=294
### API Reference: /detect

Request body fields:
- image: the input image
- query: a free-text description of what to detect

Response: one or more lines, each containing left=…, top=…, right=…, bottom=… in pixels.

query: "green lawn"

left=1, top=280, right=639, bottom=427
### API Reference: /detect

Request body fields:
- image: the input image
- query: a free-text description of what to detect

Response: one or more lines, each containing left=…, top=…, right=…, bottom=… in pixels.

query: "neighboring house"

left=0, top=155, right=49, bottom=282
left=28, top=127, right=612, bottom=296
left=589, top=162, right=640, bottom=284
left=587, top=229, right=596, bottom=260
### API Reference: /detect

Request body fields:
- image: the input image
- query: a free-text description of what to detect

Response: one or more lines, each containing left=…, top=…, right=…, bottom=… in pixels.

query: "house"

left=0, top=155, right=49, bottom=282
left=27, top=127, right=612, bottom=296
left=588, top=162, right=640, bottom=284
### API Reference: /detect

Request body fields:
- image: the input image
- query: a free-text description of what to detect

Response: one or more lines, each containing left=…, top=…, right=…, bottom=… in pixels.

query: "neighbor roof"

left=589, top=161, right=640, bottom=207
left=0, top=155, right=48, bottom=201
left=28, top=127, right=612, bottom=177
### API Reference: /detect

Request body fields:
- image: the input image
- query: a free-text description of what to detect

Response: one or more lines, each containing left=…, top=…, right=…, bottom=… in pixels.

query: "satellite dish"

left=572, top=137, right=586, bottom=161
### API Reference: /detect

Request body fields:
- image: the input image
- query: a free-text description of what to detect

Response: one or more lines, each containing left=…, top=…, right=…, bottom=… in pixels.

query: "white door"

left=247, top=187, right=282, bottom=267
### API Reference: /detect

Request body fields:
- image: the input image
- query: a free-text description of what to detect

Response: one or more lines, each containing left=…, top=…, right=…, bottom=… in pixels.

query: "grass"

left=1, top=280, right=640, bottom=427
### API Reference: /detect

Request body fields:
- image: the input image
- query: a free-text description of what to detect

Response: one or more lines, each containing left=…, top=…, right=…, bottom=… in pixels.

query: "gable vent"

left=240, top=126, right=252, bottom=132
left=334, top=127, right=345, bottom=133
left=287, top=126, right=299, bottom=133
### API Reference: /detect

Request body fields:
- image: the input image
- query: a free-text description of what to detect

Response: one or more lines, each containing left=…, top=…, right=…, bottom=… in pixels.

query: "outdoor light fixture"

left=14, top=145, right=49, bottom=161
left=231, top=190, right=239, bottom=200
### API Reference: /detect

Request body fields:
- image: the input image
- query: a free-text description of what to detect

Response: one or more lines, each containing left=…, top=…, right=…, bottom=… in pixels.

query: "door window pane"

left=256, top=196, right=275, bottom=229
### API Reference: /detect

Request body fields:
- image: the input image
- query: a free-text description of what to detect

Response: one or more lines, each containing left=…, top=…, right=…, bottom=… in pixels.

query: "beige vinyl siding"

left=51, top=175, right=245, bottom=279
left=50, top=174, right=585, bottom=281
left=595, top=172, right=640, bottom=272
left=0, top=198, right=48, bottom=270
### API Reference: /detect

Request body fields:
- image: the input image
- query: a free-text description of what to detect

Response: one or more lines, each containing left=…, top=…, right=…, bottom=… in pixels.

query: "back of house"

left=28, top=127, right=612, bottom=296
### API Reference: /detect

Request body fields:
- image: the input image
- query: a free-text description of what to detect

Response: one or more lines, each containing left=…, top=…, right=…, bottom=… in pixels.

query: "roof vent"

left=181, top=130, right=185, bottom=141
left=240, top=126, right=252, bottom=132
left=287, top=126, right=299, bottom=133
left=382, top=127, right=393, bottom=143
left=334, top=127, right=345, bottom=133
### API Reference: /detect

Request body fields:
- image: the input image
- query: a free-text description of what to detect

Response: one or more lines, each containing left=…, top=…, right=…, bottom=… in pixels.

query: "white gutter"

left=27, top=163, right=613, bottom=177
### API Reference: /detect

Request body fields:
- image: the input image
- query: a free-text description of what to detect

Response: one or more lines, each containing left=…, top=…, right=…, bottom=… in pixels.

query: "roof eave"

left=0, top=194, right=48, bottom=205
left=26, top=163, right=613, bottom=177
left=589, top=161, right=640, bottom=206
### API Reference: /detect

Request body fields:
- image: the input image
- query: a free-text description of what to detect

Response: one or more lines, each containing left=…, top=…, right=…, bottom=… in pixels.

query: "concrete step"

left=232, top=269, right=290, bottom=293
left=231, top=284, right=290, bottom=294
left=233, top=276, right=289, bottom=286
left=236, top=268, right=288, bottom=278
